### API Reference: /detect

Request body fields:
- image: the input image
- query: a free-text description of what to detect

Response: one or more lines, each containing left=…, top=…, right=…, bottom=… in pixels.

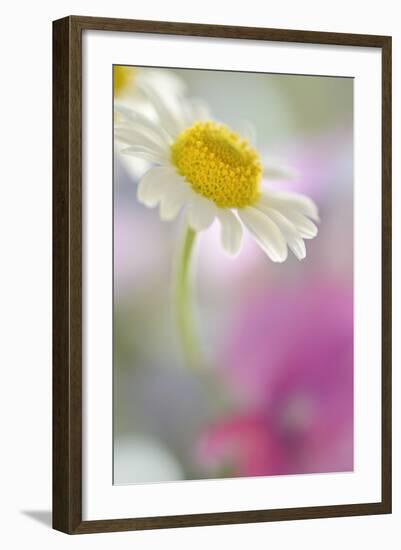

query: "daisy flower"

left=114, top=65, right=186, bottom=104
left=114, top=74, right=320, bottom=369
left=114, top=66, right=188, bottom=180
left=114, top=81, right=319, bottom=263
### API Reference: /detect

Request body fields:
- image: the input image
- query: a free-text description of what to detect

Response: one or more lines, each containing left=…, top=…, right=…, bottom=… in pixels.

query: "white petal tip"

left=292, top=245, right=307, bottom=261
left=186, top=198, right=216, bottom=232
left=187, top=220, right=206, bottom=232
left=138, top=198, right=159, bottom=208
left=224, top=248, right=242, bottom=258
left=305, top=229, right=318, bottom=239
left=266, top=250, right=288, bottom=263
left=159, top=205, right=182, bottom=221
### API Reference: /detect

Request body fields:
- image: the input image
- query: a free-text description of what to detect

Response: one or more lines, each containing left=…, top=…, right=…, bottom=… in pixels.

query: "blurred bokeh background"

left=113, top=67, right=353, bottom=484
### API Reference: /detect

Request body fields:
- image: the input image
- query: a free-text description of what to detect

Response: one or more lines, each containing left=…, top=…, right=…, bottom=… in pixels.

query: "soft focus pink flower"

left=197, top=281, right=353, bottom=477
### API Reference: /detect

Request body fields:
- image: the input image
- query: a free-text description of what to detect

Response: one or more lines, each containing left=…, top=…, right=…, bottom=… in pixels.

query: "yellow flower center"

left=114, top=66, right=136, bottom=97
left=170, top=121, right=262, bottom=208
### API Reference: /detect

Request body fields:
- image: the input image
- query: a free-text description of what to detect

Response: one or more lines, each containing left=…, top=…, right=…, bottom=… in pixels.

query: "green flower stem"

left=175, top=225, right=201, bottom=369
left=174, top=226, right=233, bottom=414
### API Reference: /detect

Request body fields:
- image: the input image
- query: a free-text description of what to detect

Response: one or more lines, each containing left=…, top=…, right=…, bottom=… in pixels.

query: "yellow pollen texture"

left=170, top=121, right=262, bottom=208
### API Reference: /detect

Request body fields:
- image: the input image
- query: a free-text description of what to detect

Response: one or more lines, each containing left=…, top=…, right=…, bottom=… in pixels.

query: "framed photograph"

left=53, top=16, right=392, bottom=534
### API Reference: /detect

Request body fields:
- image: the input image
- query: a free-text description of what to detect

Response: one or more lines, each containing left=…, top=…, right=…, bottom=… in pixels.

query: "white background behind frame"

left=82, top=30, right=382, bottom=521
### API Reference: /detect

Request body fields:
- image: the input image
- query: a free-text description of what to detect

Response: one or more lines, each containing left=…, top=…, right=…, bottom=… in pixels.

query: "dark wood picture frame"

left=53, top=15, right=392, bottom=534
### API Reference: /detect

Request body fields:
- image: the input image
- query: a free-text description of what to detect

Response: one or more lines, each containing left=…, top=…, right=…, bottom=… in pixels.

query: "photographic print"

left=53, top=16, right=391, bottom=533
left=113, top=65, right=354, bottom=485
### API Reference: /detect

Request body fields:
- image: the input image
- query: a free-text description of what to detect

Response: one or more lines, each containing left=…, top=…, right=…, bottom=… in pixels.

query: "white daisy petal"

left=288, top=238, right=306, bottom=260
left=115, top=118, right=170, bottom=145
left=260, top=189, right=319, bottom=222
left=262, top=163, right=297, bottom=181
left=279, top=208, right=318, bottom=239
left=184, top=98, right=212, bottom=125
left=136, top=166, right=174, bottom=207
left=114, top=103, right=171, bottom=142
left=115, top=126, right=169, bottom=157
left=216, top=209, right=243, bottom=256
left=136, top=80, right=186, bottom=137
left=120, top=146, right=167, bottom=165
left=238, top=207, right=288, bottom=262
left=159, top=181, right=191, bottom=221
left=137, top=182, right=166, bottom=208
left=137, top=69, right=188, bottom=96
left=258, top=206, right=306, bottom=260
left=186, top=193, right=217, bottom=232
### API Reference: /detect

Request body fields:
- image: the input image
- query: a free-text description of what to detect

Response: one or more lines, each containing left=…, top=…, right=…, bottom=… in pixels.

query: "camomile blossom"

left=114, top=66, right=188, bottom=180
left=114, top=84, right=319, bottom=263
left=114, top=65, right=187, bottom=105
